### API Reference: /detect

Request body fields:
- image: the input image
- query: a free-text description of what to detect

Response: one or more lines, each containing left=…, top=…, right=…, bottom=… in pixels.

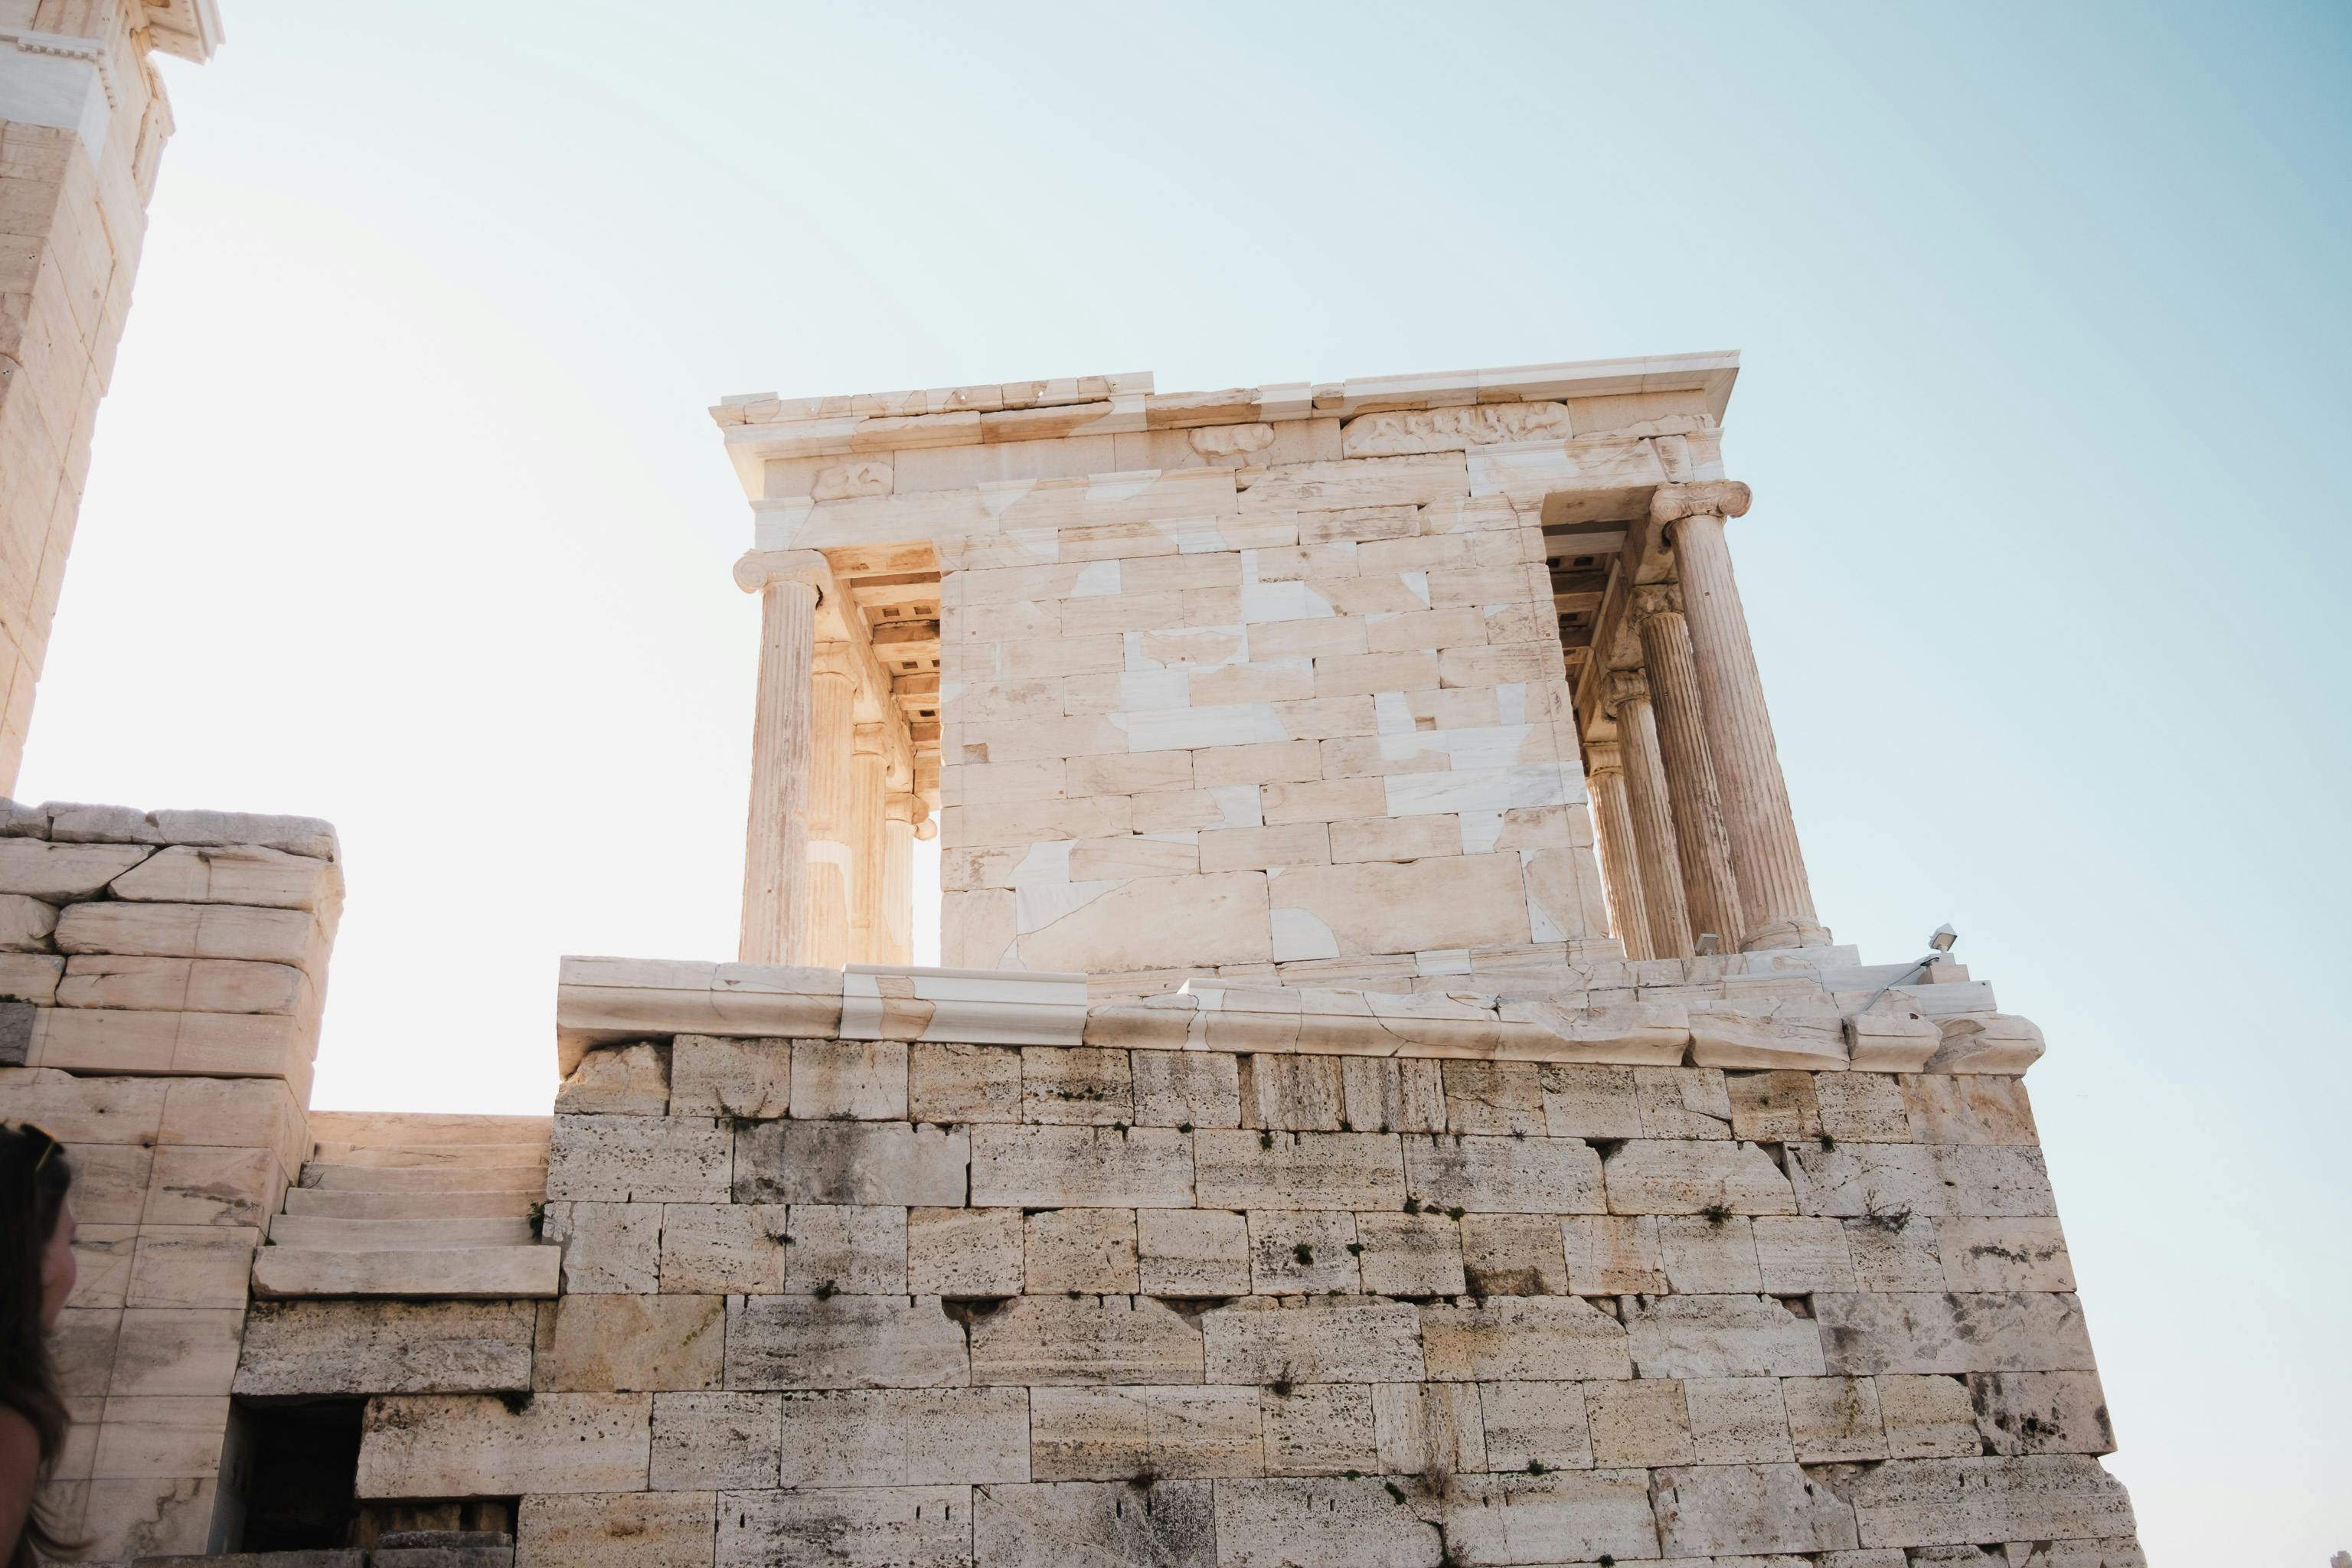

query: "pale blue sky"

left=22, top=3, right=2347, bottom=1558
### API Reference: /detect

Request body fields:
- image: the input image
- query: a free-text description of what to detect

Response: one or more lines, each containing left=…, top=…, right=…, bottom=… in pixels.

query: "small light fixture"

left=1928, top=923, right=1958, bottom=954
left=1694, top=933, right=1720, bottom=956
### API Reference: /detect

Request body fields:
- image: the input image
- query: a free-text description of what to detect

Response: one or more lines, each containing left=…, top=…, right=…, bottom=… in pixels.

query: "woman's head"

left=2, top=1122, right=75, bottom=1336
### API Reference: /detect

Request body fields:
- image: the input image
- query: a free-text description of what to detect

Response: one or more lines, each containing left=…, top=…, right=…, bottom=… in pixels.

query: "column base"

left=1740, top=918, right=1833, bottom=952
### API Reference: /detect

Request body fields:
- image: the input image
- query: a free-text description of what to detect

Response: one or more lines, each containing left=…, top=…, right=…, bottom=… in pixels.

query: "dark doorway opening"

left=233, top=1398, right=364, bottom=1551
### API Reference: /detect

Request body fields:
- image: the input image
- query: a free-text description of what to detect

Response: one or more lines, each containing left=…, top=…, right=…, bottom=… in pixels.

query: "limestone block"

left=1260, top=1383, right=1377, bottom=1476
left=1138, top=1208, right=1250, bottom=1297
left=1246, top=1210, right=1361, bottom=1295
left=110, top=1307, right=243, bottom=1395
left=778, top=1388, right=1031, bottom=1485
left=1691, top=1005, right=1849, bottom=1070
left=1792, top=1145, right=2051, bottom=1220
left=1371, top=1381, right=1485, bottom=1481
left=1420, top=1295, right=1630, bottom=1383
left=1460, top=1214, right=1567, bottom=1297
left=54, top=900, right=318, bottom=969
left=56, top=1146, right=143, bottom=1228
left=1354, top=1212, right=1466, bottom=1296
left=1131, top=1050, right=1240, bottom=1128
left=537, top=1293, right=724, bottom=1392
left=144, top=1145, right=283, bottom=1227
left=109, top=844, right=335, bottom=911
left=970, top=1295, right=1202, bottom=1386
left=1475, top=1380, right=1592, bottom=1471
left=1845, top=1009, right=1942, bottom=1071
left=1202, top=1298, right=1425, bottom=1384
left=1838, top=1455, right=2135, bottom=1550
left=1901, top=1073, right=2038, bottom=1145
left=0, top=892, right=58, bottom=949
left=648, top=1392, right=781, bottom=1488
left=1584, top=1377, right=1694, bottom=1465
left=714, top=1485, right=969, bottom=1568
left=544, top=1201, right=660, bottom=1293
left=124, top=1225, right=257, bottom=1308
left=1018, top=871, right=1272, bottom=972
left=87, top=1393, right=230, bottom=1479
left=1027, top=1207, right=1140, bottom=1294
left=1195, top=1128, right=1401, bottom=1210
left=555, top=1044, right=671, bottom=1116
left=1199, top=822, right=1331, bottom=873
left=1439, top=1061, right=1544, bottom=1135
left=1343, top=402, right=1574, bottom=456
left=792, top=1039, right=908, bottom=1119
left=1845, top=1214, right=1948, bottom=1292
left=1651, top=1462, right=1861, bottom=1557
left=1536, top=1063, right=1642, bottom=1139
left=1340, top=1057, right=1446, bottom=1134
left=1634, top=1066, right=1733, bottom=1136
left=1815, top=1073, right=1912, bottom=1142
left=234, top=1300, right=535, bottom=1396
left=1782, top=1375, right=1887, bottom=1462
left=54, top=1308, right=122, bottom=1398
left=32, top=1006, right=308, bottom=1079
left=2004, top=1539, right=2146, bottom=1566
left=910, top=1207, right=1024, bottom=1297
left=69, top=1226, right=136, bottom=1308
left=1658, top=1214, right=1764, bottom=1292
left=972, top=1479, right=1216, bottom=1567
left=1938, top=1218, right=2075, bottom=1292
left=652, top=1203, right=782, bottom=1294
left=1968, top=1370, right=2115, bottom=1455
left=1753, top=1216, right=1860, bottom=1294
left=1815, top=1292, right=2096, bottom=1376
left=516, top=1491, right=717, bottom=1567
left=1031, top=1384, right=1261, bottom=1479
left=1625, top=1294, right=1825, bottom=1379
left=1070, top=750, right=1197, bottom=795
left=1403, top=1134, right=1602, bottom=1217
left=79, top=1475, right=218, bottom=1560
left=1269, top=854, right=1530, bottom=957
left=0, top=838, right=151, bottom=898
left=1879, top=1374, right=1981, bottom=1457
left=0, top=1067, right=168, bottom=1143
left=149, top=809, right=339, bottom=860
left=726, top=1295, right=968, bottom=1390
left=1924, top=1014, right=2046, bottom=1075
left=1686, top=1376, right=1794, bottom=1462
left=547, top=1116, right=729, bottom=1204
left=1238, top=1054, right=1344, bottom=1132
left=971, top=1124, right=1192, bottom=1208
left=735, top=1121, right=966, bottom=1207
left=1560, top=1214, right=1667, bottom=1295
left=784, top=1204, right=906, bottom=1295
left=1439, top=1468, right=1662, bottom=1566
left=1210, top=1477, right=1442, bottom=1568
left=1726, top=1070, right=1822, bottom=1142
left=667, top=1035, right=789, bottom=1119
left=1022, top=1046, right=1133, bottom=1125
left=1602, top=1140, right=1795, bottom=1215
left=358, top=1393, right=651, bottom=1497
left=0, top=952, right=60, bottom=1003
left=910, top=1041, right=1021, bottom=1122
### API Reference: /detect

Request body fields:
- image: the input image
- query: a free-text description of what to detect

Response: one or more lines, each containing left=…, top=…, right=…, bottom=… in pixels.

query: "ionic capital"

left=1629, top=583, right=1683, bottom=624
left=1604, top=668, right=1652, bottom=718
left=1586, top=741, right=1626, bottom=775
left=1650, top=481, right=1753, bottom=526
left=733, top=548, right=830, bottom=597
left=888, top=792, right=938, bottom=839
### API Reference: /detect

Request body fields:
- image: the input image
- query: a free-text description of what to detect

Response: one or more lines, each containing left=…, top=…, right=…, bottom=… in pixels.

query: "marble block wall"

left=322, top=1002, right=2141, bottom=1567
left=0, top=796, right=337, bottom=1560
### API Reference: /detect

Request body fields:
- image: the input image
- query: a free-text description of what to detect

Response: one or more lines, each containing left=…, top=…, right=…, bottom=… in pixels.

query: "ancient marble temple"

left=2, top=284, right=2145, bottom=1560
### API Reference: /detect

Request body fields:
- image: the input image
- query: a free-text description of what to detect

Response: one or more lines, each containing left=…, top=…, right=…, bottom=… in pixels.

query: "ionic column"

left=1606, top=670, right=1694, bottom=961
left=1633, top=586, right=1744, bottom=953
left=1655, top=482, right=1828, bottom=949
left=733, top=551, right=825, bottom=966
left=881, top=792, right=929, bottom=965
left=803, top=642, right=858, bottom=969
left=848, top=724, right=887, bottom=964
left=1585, top=742, right=1654, bottom=962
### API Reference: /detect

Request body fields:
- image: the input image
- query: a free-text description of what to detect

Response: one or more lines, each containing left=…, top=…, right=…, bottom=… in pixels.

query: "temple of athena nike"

left=2, top=6, right=2144, bottom=1565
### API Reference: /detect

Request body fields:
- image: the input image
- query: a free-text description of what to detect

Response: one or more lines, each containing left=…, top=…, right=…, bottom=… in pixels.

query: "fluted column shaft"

left=803, top=645, right=858, bottom=969
left=882, top=792, right=923, bottom=965
left=1658, top=482, right=1828, bottom=949
left=1609, top=673, right=1694, bottom=961
left=1637, top=602, right=1744, bottom=953
left=1586, top=743, right=1653, bottom=962
left=737, top=568, right=818, bottom=965
left=848, top=724, right=887, bottom=964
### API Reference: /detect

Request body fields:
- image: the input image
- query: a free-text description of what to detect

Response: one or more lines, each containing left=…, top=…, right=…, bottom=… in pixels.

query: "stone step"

left=299, top=1162, right=545, bottom=1194
left=309, top=1141, right=548, bottom=1171
left=308, top=1109, right=554, bottom=1148
left=267, top=1214, right=536, bottom=1250
left=251, top=1243, right=560, bottom=1299
left=281, top=1187, right=539, bottom=1221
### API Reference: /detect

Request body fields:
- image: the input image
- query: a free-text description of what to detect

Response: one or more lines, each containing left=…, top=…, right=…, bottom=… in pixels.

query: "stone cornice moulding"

left=553, top=954, right=2040, bottom=1083
left=1651, top=479, right=1753, bottom=525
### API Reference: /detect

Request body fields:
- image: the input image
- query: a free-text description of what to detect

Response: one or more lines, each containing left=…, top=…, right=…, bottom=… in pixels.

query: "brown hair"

left=2, top=1120, right=79, bottom=1566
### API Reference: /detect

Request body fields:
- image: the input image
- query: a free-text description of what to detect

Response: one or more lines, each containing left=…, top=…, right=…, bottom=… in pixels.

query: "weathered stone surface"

left=1354, top=1211, right=1466, bottom=1295
left=0, top=839, right=152, bottom=899
left=1239, top=1055, right=1344, bottom=1132
left=972, top=1479, right=1217, bottom=1568
left=1684, top=1375, right=1793, bottom=1462
left=1137, top=1208, right=1250, bottom=1297
left=649, top=1391, right=781, bottom=1489
left=1259, top=1383, right=1377, bottom=1477
left=234, top=1300, right=535, bottom=1396
left=1371, top=1381, right=1485, bottom=1478
left=0, top=892, right=57, bottom=951
left=516, top=1491, right=715, bottom=1566
left=1244, top=1210, right=1357, bottom=1295
left=734, top=1121, right=966, bottom=1206
left=1131, top=1050, right=1241, bottom=1129
left=910, top=1207, right=1024, bottom=1297
left=792, top=1038, right=909, bottom=1119
left=1625, top=1294, right=1825, bottom=1378
left=778, top=1388, right=1031, bottom=1485
left=1814, top=1292, right=2096, bottom=1376
left=1031, top=1384, right=1261, bottom=1479
left=1969, top=1370, right=2115, bottom=1455
left=1195, top=1129, right=1402, bottom=1210
left=1602, top=1139, right=1795, bottom=1215
left=1785, top=1374, right=1888, bottom=1462
left=537, top=1293, right=724, bottom=1392
left=1441, top=1468, right=1663, bottom=1565
left=555, top=1044, right=671, bottom=1116
left=972, top=1124, right=1193, bottom=1208
left=789, top=1204, right=909, bottom=1294
left=1923, top=1014, right=2046, bottom=1075
left=1725, top=1070, right=1821, bottom=1141
left=1403, top=1133, right=1603, bottom=1216
left=54, top=900, right=318, bottom=967
left=1657, top=1214, right=1763, bottom=1293
left=110, top=844, right=335, bottom=910
left=1815, top=1073, right=1912, bottom=1143
left=1937, top=1217, right=2074, bottom=1292
left=667, top=1034, right=788, bottom=1119
left=1536, top=1063, right=1642, bottom=1139
left=657, top=1203, right=787, bottom=1293
left=714, top=1485, right=969, bottom=1567
left=910, top=1040, right=1021, bottom=1122
left=1459, top=1214, right=1568, bottom=1297
left=1027, top=1207, right=1141, bottom=1294
left=1651, top=1461, right=1861, bottom=1556
left=1023, top=1045, right=1134, bottom=1125
left=1211, top=1477, right=1442, bottom=1567
left=1560, top=1214, right=1666, bottom=1295
left=1901, top=1073, right=2038, bottom=1145
left=1838, top=1455, right=2135, bottom=1548
left=358, top=1393, right=651, bottom=1497
left=1203, top=1298, right=1424, bottom=1384
left=725, top=1295, right=969, bottom=1389
left=1878, top=1373, right=1982, bottom=1458
left=547, top=1116, right=730, bottom=1204
left=970, top=1295, right=1202, bottom=1386
left=1752, top=1214, right=1858, bottom=1293
left=1634, top=1067, right=1733, bottom=1137
left=1420, top=1295, right=1629, bottom=1382
left=1475, top=1379, right=1592, bottom=1471
left=1584, top=1377, right=1694, bottom=1466
left=544, top=1201, right=661, bottom=1293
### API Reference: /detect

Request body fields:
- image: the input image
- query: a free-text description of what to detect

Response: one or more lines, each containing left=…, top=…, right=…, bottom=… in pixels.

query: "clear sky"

left=20, top=2, right=2347, bottom=1557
